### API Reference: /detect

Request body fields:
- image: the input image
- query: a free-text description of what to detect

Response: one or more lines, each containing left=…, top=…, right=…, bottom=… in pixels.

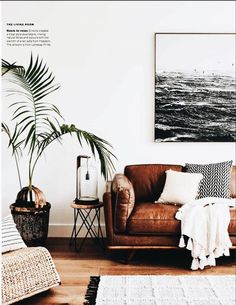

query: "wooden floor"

left=16, top=238, right=236, bottom=305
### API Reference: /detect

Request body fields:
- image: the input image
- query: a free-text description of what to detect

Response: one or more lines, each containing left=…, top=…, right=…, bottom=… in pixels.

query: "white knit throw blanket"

left=175, top=197, right=235, bottom=270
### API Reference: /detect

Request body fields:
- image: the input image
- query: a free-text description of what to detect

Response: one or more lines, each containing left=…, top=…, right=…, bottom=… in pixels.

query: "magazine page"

left=1, top=2, right=235, bottom=305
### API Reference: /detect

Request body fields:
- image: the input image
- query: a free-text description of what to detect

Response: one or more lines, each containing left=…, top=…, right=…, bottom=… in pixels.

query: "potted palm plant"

left=1, top=55, right=116, bottom=246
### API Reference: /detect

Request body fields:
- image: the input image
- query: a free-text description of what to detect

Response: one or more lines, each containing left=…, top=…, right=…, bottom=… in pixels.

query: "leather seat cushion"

left=127, top=202, right=181, bottom=234
left=126, top=202, right=236, bottom=235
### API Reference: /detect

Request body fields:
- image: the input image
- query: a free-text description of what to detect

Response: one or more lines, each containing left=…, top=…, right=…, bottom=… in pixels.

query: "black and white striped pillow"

left=1, top=215, right=27, bottom=253
left=185, top=161, right=233, bottom=198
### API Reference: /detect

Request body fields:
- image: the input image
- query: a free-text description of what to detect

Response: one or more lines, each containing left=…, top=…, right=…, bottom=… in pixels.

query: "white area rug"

left=85, top=275, right=236, bottom=305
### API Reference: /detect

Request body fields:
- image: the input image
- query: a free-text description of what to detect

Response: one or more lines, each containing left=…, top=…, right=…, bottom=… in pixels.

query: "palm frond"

left=36, top=124, right=116, bottom=180
left=1, top=122, right=23, bottom=159
left=1, top=55, right=62, bottom=153
left=1, top=59, right=18, bottom=76
left=1, top=122, right=23, bottom=189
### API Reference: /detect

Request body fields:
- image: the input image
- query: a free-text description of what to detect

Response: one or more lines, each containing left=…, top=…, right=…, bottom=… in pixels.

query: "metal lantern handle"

left=77, top=155, right=90, bottom=169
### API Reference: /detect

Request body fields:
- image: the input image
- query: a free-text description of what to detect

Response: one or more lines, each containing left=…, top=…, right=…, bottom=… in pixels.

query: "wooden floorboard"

left=15, top=238, right=236, bottom=305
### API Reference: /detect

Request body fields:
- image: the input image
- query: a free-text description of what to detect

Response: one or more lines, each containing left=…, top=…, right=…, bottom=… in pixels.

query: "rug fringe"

left=84, top=276, right=100, bottom=305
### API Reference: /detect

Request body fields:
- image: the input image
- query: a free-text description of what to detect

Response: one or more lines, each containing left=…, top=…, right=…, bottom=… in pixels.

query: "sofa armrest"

left=103, top=192, right=114, bottom=243
left=111, top=174, right=135, bottom=233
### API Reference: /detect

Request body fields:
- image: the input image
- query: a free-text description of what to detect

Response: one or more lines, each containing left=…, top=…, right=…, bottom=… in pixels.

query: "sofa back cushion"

left=124, top=164, right=236, bottom=202
left=124, top=164, right=183, bottom=202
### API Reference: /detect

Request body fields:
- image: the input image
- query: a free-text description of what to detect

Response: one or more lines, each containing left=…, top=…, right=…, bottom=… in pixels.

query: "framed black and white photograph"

left=154, top=33, right=236, bottom=142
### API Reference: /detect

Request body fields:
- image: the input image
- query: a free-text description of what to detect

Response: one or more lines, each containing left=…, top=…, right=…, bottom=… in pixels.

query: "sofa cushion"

left=126, top=202, right=236, bottom=235
left=156, top=170, right=203, bottom=204
left=127, top=202, right=181, bottom=234
left=112, top=174, right=135, bottom=233
left=125, top=164, right=183, bottom=202
left=185, top=161, right=233, bottom=198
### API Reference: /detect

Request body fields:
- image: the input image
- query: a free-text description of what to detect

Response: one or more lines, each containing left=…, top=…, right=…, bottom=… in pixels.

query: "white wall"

left=1, top=1, right=235, bottom=237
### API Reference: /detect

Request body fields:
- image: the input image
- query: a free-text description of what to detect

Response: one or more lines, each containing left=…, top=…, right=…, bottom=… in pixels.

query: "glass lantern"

left=76, top=155, right=99, bottom=205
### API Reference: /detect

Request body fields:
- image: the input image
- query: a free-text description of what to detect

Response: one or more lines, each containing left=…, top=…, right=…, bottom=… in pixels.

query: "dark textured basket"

left=10, top=202, right=51, bottom=246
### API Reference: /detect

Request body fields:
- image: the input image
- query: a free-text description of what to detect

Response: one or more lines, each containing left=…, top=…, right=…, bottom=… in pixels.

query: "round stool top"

left=70, top=201, right=103, bottom=209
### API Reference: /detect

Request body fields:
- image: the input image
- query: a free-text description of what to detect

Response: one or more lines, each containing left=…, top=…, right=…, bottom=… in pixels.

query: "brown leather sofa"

left=103, top=164, right=236, bottom=252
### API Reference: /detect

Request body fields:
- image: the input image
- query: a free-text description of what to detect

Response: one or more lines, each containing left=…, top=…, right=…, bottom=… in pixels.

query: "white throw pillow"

left=156, top=170, right=203, bottom=205
left=1, top=214, right=27, bottom=253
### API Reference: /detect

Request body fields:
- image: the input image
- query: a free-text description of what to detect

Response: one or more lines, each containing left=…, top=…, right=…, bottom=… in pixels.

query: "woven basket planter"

left=10, top=203, right=51, bottom=247
left=10, top=185, right=51, bottom=246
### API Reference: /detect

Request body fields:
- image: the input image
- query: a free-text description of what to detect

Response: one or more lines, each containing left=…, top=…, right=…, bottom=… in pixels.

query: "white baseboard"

left=48, top=223, right=106, bottom=238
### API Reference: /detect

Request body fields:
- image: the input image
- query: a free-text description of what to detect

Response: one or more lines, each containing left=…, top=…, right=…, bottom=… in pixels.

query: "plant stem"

left=30, top=152, right=41, bottom=181
left=29, top=147, right=34, bottom=202
left=14, top=154, right=22, bottom=190
left=28, top=176, right=33, bottom=202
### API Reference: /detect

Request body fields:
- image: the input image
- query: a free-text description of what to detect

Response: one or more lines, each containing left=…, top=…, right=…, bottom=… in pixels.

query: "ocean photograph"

left=155, top=71, right=236, bottom=142
left=154, top=33, right=236, bottom=142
